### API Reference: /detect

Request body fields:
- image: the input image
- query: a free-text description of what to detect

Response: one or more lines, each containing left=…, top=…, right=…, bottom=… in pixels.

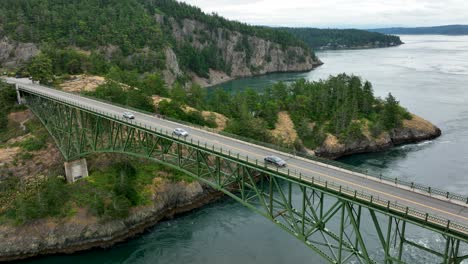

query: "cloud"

left=179, top=0, right=468, bottom=28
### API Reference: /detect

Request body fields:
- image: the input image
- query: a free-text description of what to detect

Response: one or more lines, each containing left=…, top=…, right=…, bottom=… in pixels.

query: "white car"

left=173, top=128, right=189, bottom=137
left=122, top=112, right=135, bottom=119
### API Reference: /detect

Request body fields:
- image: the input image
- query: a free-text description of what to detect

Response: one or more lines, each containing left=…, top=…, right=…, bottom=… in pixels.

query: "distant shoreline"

left=368, top=25, right=468, bottom=36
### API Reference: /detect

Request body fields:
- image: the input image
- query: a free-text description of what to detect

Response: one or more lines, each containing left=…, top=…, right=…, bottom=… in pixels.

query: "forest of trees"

left=0, top=0, right=312, bottom=81
left=82, top=72, right=410, bottom=150
left=201, top=74, right=412, bottom=149
left=369, top=25, right=468, bottom=35
left=280, top=28, right=403, bottom=49
left=0, top=81, right=18, bottom=132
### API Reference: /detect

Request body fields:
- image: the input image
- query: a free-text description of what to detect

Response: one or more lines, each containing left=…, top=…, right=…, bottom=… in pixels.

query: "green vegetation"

left=1, top=0, right=311, bottom=82
left=13, top=135, right=47, bottom=151
left=369, top=25, right=468, bottom=35
left=280, top=28, right=403, bottom=49
left=0, top=81, right=28, bottom=142
left=84, top=80, right=155, bottom=113
left=28, top=53, right=53, bottom=84
left=85, top=72, right=410, bottom=149
left=0, top=81, right=17, bottom=132
left=6, top=176, right=72, bottom=224
left=125, top=73, right=410, bottom=149
left=0, top=157, right=195, bottom=224
left=158, top=100, right=216, bottom=128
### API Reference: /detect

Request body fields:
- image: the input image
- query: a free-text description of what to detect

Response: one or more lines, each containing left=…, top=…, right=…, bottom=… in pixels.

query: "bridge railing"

left=192, top=139, right=468, bottom=235
left=172, top=120, right=468, bottom=204
left=20, top=85, right=468, bottom=236
left=18, top=84, right=468, bottom=204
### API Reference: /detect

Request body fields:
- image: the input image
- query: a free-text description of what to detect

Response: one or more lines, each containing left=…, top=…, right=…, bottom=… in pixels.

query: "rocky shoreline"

left=0, top=181, right=224, bottom=262
left=315, top=115, right=442, bottom=159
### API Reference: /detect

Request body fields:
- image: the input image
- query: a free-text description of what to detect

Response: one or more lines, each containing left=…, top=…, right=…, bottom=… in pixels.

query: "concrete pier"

left=16, top=84, right=22, bottom=104
left=64, top=159, right=89, bottom=183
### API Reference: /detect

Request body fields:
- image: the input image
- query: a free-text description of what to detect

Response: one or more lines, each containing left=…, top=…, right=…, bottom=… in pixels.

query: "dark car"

left=264, top=155, right=287, bottom=167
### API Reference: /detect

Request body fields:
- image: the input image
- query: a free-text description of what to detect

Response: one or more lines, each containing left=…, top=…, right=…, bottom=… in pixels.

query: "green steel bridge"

left=7, top=78, right=468, bottom=264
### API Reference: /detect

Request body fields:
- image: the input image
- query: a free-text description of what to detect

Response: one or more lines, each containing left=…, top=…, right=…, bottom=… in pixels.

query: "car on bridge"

left=122, top=112, right=135, bottom=119
left=264, top=155, right=287, bottom=167
left=173, top=128, right=189, bottom=137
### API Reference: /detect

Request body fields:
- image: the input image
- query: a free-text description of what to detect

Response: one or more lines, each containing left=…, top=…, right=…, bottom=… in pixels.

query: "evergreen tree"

left=28, top=53, right=53, bottom=85
left=0, top=109, right=7, bottom=131
left=141, top=73, right=168, bottom=96
left=382, top=93, right=402, bottom=130
left=361, top=81, right=374, bottom=115
left=170, top=83, right=187, bottom=103
left=187, top=84, right=206, bottom=109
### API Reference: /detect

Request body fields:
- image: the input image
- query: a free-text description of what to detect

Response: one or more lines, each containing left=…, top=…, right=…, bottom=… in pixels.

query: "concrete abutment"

left=64, top=159, right=89, bottom=183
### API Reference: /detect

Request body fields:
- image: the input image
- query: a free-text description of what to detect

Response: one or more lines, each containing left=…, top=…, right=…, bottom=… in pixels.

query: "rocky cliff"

left=0, top=15, right=321, bottom=88
left=0, top=179, right=223, bottom=262
left=0, top=36, right=38, bottom=69
left=314, top=115, right=442, bottom=159
left=158, top=15, right=322, bottom=87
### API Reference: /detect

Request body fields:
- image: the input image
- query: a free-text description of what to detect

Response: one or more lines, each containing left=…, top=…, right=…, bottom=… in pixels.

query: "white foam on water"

left=416, top=141, right=432, bottom=146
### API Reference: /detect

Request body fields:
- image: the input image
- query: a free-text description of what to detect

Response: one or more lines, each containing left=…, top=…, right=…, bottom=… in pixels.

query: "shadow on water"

left=338, top=140, right=436, bottom=171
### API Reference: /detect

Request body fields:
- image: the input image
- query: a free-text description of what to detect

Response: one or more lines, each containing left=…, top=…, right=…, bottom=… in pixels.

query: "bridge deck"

left=8, top=78, right=468, bottom=235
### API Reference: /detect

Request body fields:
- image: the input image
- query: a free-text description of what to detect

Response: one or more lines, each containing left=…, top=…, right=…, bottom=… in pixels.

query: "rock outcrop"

left=156, top=15, right=322, bottom=87
left=0, top=179, right=223, bottom=262
left=314, top=115, right=442, bottom=159
left=0, top=36, right=38, bottom=68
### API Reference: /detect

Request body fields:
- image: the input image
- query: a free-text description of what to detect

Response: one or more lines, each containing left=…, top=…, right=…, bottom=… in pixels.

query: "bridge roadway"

left=6, top=78, right=468, bottom=234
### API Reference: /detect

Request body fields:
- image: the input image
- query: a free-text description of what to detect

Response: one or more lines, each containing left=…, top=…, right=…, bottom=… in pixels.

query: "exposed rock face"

left=0, top=179, right=223, bottom=262
left=157, top=15, right=322, bottom=86
left=315, top=115, right=442, bottom=159
left=191, top=69, right=233, bottom=87
left=0, top=36, right=39, bottom=68
left=162, top=47, right=183, bottom=86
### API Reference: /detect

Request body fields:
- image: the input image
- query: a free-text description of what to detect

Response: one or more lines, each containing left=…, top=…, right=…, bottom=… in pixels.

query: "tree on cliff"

left=0, top=109, right=7, bottom=131
left=0, top=81, right=18, bottom=132
left=28, top=54, right=53, bottom=85
left=382, top=93, right=402, bottom=130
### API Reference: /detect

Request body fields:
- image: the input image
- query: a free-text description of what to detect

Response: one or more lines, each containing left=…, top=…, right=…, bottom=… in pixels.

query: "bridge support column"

left=15, top=84, right=23, bottom=104
left=64, top=159, right=89, bottom=183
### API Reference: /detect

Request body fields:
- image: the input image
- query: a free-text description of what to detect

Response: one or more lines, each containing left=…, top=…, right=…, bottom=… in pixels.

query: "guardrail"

left=15, top=82, right=468, bottom=203
left=18, top=84, right=468, bottom=235
left=69, top=88, right=468, bottom=205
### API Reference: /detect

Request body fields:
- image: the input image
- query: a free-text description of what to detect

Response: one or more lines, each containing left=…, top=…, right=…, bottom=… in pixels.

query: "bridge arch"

left=17, top=87, right=468, bottom=264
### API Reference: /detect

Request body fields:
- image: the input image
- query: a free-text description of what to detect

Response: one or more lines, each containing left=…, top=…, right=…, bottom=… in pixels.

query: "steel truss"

left=22, top=91, right=468, bottom=263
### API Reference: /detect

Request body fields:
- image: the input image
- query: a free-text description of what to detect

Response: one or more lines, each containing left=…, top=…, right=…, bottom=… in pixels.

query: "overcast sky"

left=180, top=0, right=468, bottom=28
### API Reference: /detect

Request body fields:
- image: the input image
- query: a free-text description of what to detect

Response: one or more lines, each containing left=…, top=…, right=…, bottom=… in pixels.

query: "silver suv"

left=173, top=128, right=189, bottom=137
left=264, top=155, right=287, bottom=167
left=122, top=112, right=135, bottom=119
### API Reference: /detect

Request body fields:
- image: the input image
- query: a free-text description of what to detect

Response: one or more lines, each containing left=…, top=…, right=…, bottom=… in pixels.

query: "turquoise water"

left=22, top=35, right=468, bottom=263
